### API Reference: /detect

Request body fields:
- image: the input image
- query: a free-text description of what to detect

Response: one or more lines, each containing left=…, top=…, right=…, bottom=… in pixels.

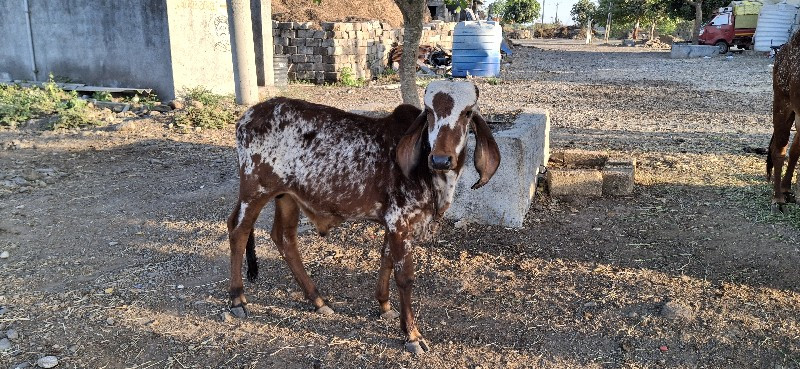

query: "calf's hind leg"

left=271, top=195, right=334, bottom=315
left=227, top=193, right=272, bottom=316
left=770, top=108, right=796, bottom=212
left=781, top=125, right=800, bottom=204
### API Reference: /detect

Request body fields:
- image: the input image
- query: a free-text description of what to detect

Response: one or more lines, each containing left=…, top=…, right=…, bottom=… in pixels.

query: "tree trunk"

left=394, top=0, right=426, bottom=108
left=649, top=20, right=656, bottom=41
left=632, top=19, right=640, bottom=40
left=687, top=0, right=703, bottom=45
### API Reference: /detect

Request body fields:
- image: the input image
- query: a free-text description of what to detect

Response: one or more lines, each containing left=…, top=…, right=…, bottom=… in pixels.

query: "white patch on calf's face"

left=423, top=80, right=478, bottom=153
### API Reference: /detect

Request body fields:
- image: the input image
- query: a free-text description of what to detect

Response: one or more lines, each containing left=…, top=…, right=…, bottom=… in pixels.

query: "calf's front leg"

left=387, top=230, right=429, bottom=354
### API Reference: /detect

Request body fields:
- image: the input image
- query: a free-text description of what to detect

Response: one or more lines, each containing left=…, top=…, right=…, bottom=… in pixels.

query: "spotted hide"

left=226, top=80, right=500, bottom=354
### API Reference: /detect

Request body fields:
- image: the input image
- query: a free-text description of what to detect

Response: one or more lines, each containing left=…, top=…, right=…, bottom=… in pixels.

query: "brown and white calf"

left=767, top=30, right=800, bottom=213
left=226, top=80, right=500, bottom=353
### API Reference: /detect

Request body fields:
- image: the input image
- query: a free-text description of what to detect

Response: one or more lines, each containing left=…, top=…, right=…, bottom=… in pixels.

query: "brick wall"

left=273, top=20, right=456, bottom=83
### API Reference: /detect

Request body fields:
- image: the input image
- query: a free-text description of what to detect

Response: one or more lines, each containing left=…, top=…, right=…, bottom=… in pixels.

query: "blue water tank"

left=451, top=21, right=503, bottom=77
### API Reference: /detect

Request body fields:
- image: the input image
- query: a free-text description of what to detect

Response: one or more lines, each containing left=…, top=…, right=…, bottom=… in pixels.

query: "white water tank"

left=754, top=3, right=800, bottom=51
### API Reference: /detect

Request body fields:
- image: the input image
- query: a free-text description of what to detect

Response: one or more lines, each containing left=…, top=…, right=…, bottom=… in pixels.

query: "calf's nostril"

left=430, top=155, right=453, bottom=170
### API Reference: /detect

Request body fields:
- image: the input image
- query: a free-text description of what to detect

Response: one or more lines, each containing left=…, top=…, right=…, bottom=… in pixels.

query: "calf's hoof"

left=380, top=309, right=400, bottom=320
left=404, top=339, right=430, bottom=355
left=230, top=304, right=248, bottom=318
left=316, top=305, right=335, bottom=315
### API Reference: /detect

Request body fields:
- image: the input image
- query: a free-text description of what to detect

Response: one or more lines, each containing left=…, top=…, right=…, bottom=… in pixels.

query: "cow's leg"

left=387, top=230, right=429, bottom=354
left=271, top=195, right=333, bottom=315
left=780, top=120, right=800, bottom=203
left=227, top=192, right=272, bottom=317
left=375, top=233, right=400, bottom=320
left=770, top=108, right=795, bottom=212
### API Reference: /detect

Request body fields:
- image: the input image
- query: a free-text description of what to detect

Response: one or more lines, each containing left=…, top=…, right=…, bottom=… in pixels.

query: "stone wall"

left=273, top=20, right=457, bottom=83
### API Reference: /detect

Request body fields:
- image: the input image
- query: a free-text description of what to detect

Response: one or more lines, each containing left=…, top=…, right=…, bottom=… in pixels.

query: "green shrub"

left=340, top=67, right=366, bottom=87
left=0, top=76, right=97, bottom=129
left=173, top=87, right=238, bottom=130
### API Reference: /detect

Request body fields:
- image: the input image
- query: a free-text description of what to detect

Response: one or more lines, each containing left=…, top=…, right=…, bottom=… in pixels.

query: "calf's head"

left=397, top=80, right=501, bottom=189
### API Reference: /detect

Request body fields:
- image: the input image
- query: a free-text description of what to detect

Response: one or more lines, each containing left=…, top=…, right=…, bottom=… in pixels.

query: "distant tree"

left=571, top=0, right=597, bottom=27
left=502, top=0, right=541, bottom=23
left=488, top=0, right=506, bottom=20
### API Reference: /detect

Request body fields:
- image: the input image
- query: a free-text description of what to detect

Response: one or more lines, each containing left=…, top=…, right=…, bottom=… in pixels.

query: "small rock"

left=12, top=362, right=30, bottom=369
left=583, top=301, right=598, bottom=308
left=220, top=311, right=233, bottom=323
left=37, top=356, right=59, bottom=368
left=151, top=104, right=172, bottom=113
left=176, top=284, right=184, bottom=289
left=106, top=317, right=115, bottom=325
left=110, top=121, right=136, bottom=132
left=0, top=337, right=11, bottom=351
left=149, top=158, right=165, bottom=165
left=660, top=300, right=695, bottom=322
left=659, top=345, right=669, bottom=352
left=149, top=110, right=162, bottom=117
left=108, top=241, right=118, bottom=246
left=230, top=306, right=247, bottom=319
left=0, top=307, right=6, bottom=315
left=6, top=328, right=18, bottom=340
left=168, top=100, right=184, bottom=110
left=0, top=251, right=9, bottom=259
left=189, top=100, right=204, bottom=109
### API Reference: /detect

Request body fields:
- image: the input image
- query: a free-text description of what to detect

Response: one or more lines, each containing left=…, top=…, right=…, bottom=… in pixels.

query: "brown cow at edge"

left=226, top=80, right=500, bottom=354
left=767, top=30, right=800, bottom=213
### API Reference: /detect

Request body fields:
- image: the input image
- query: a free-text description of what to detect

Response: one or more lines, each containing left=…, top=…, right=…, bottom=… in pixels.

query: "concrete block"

left=284, top=46, right=297, bottom=54
left=670, top=44, right=719, bottom=58
left=289, top=37, right=304, bottom=46
left=546, top=150, right=636, bottom=197
left=321, top=22, right=335, bottom=31
left=446, top=108, right=551, bottom=228
left=274, top=45, right=283, bottom=54
left=280, top=29, right=295, bottom=38
left=325, top=72, right=340, bottom=81
left=296, top=22, right=314, bottom=30
left=278, top=22, right=295, bottom=30
left=275, top=37, right=289, bottom=46
left=547, top=169, right=603, bottom=197
left=602, top=166, right=634, bottom=196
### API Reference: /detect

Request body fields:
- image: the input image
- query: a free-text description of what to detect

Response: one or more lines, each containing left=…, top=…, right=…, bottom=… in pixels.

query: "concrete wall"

left=0, top=0, right=276, bottom=101
left=0, top=2, right=34, bottom=81
left=165, top=0, right=235, bottom=98
left=0, top=0, right=176, bottom=96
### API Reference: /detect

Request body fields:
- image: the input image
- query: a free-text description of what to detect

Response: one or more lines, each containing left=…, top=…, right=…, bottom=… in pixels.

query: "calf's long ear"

left=396, top=111, right=428, bottom=178
left=470, top=112, right=501, bottom=189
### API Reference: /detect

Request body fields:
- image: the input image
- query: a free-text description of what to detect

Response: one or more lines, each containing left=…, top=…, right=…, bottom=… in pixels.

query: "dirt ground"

left=1, top=40, right=799, bottom=368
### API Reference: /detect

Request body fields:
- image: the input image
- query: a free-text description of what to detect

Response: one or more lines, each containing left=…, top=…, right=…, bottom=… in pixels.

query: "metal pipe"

left=23, top=0, right=38, bottom=81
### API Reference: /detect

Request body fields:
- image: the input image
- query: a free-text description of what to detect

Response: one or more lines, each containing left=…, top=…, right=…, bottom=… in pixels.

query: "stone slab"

left=446, top=108, right=550, bottom=228
left=670, top=44, right=719, bottom=58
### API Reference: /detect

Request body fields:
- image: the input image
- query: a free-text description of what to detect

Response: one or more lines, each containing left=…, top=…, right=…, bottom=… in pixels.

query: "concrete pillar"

left=251, top=0, right=274, bottom=87
left=227, top=0, right=259, bottom=105
left=262, top=0, right=274, bottom=86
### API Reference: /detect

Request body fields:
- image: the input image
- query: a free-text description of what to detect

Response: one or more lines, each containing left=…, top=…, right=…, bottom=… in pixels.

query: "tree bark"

left=686, top=0, right=703, bottom=45
left=649, top=20, right=656, bottom=41
left=394, top=0, right=426, bottom=108
left=632, top=19, right=640, bottom=40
